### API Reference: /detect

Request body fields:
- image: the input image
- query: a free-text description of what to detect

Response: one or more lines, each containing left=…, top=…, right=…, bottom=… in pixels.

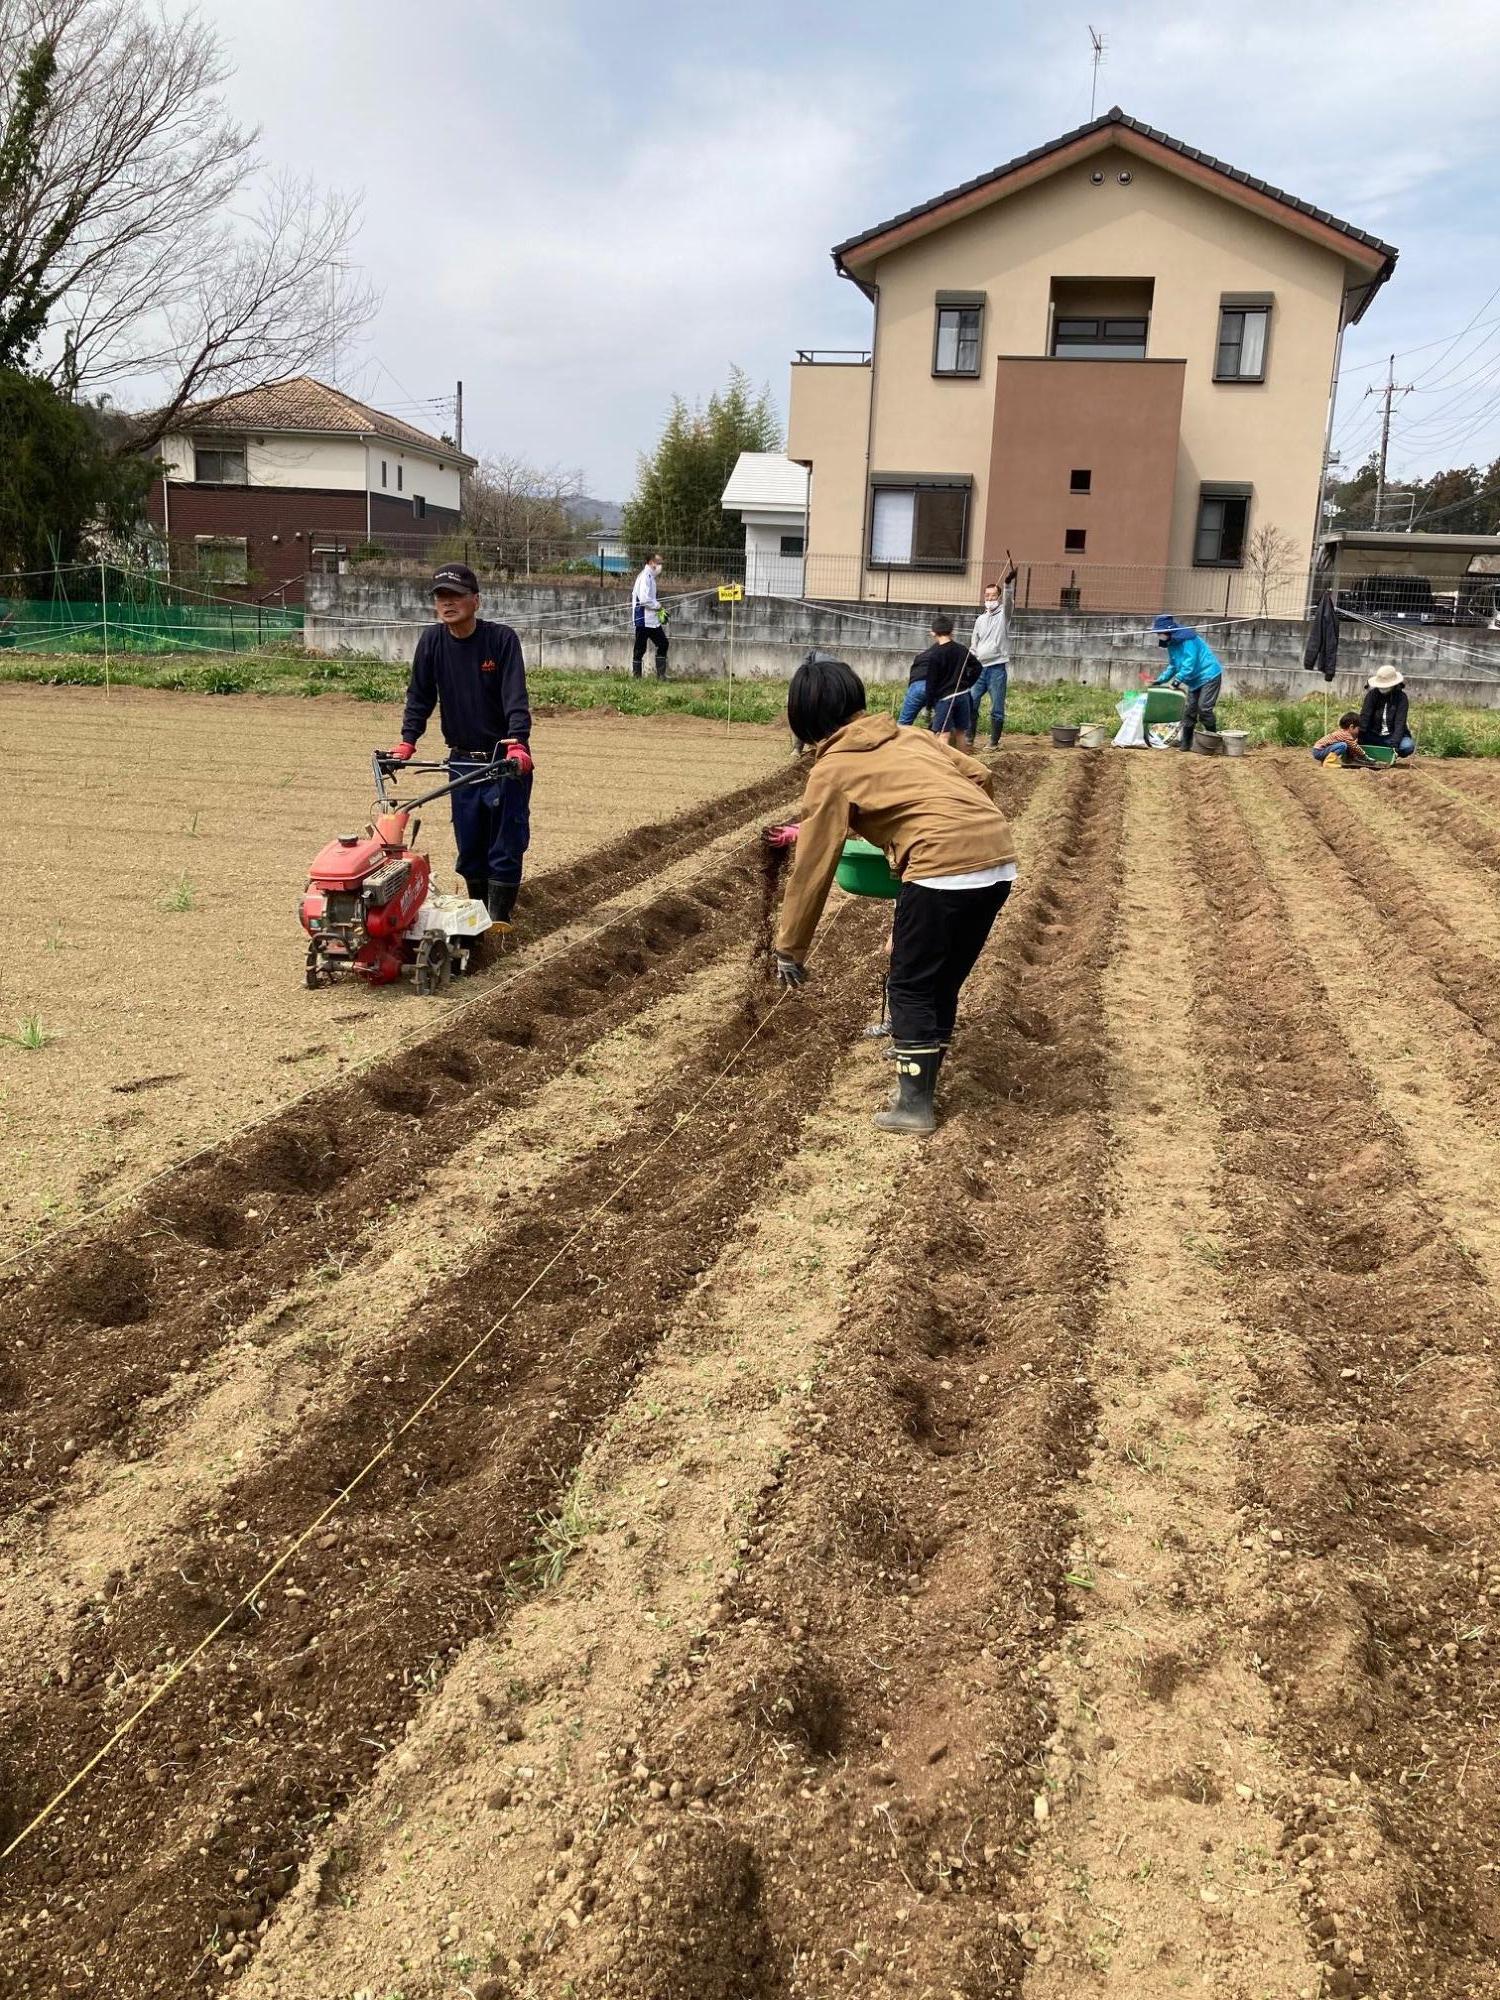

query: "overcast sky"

left=190, top=0, right=1500, bottom=500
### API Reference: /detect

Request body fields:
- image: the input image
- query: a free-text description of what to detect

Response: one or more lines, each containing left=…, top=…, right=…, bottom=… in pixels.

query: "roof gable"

left=173, top=376, right=476, bottom=464
left=721, top=452, right=809, bottom=513
left=835, top=108, right=1396, bottom=320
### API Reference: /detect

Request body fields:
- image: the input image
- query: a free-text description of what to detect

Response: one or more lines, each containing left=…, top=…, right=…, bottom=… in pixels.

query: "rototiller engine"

left=300, top=749, right=522, bottom=994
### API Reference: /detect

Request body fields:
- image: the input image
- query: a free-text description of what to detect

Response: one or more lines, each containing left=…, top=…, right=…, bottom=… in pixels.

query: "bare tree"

left=1243, top=522, right=1299, bottom=617
left=0, top=0, right=375, bottom=443
left=464, top=455, right=588, bottom=574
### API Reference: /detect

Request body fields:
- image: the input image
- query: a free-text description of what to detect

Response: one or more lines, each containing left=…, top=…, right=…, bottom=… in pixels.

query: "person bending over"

left=1311, top=712, right=1366, bottom=768
left=1358, top=665, right=1415, bottom=760
left=1151, top=614, right=1224, bottom=752
left=912, top=615, right=981, bottom=748
left=766, top=655, right=1017, bottom=1135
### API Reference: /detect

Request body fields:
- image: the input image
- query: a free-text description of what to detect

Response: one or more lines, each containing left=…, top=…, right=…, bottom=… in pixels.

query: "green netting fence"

left=0, top=567, right=304, bottom=656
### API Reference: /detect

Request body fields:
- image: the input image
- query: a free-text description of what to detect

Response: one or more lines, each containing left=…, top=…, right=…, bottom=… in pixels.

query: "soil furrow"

left=0, top=883, right=899, bottom=1998
left=1307, top=766, right=1500, bottom=957
left=1180, top=766, right=1500, bottom=2000
left=1019, top=753, right=1321, bottom=1994
left=1379, top=767, right=1500, bottom=885
left=230, top=756, right=1078, bottom=2000
left=525, top=749, right=1127, bottom=1999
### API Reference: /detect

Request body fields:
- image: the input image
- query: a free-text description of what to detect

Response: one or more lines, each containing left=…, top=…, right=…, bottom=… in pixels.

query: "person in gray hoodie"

left=969, top=565, right=1017, bottom=748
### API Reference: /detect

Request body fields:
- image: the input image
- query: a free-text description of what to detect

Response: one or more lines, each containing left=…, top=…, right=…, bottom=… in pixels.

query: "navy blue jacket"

left=400, top=619, right=531, bottom=751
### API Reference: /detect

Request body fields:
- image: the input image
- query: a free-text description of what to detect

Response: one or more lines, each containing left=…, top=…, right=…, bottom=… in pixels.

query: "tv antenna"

left=1088, top=26, right=1107, bottom=117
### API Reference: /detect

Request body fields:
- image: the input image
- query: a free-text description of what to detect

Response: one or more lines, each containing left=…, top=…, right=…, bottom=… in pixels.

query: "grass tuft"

left=160, top=872, right=196, bottom=914
left=4, top=1012, right=53, bottom=1050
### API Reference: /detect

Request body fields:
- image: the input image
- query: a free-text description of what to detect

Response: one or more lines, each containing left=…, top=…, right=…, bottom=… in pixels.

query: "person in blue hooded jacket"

left=1151, top=614, right=1223, bottom=752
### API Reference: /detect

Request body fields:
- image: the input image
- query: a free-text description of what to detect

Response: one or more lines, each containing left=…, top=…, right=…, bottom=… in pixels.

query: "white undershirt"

left=910, top=861, right=1018, bottom=891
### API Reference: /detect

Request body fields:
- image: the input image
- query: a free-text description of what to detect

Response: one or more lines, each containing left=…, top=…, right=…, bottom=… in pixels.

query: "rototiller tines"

left=299, top=749, right=523, bottom=994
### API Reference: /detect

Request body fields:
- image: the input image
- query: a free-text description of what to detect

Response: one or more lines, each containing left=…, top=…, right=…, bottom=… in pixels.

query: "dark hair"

left=787, top=653, right=866, bottom=747
left=930, top=613, right=954, bottom=637
left=983, top=580, right=1002, bottom=594
left=1339, top=710, right=1360, bottom=729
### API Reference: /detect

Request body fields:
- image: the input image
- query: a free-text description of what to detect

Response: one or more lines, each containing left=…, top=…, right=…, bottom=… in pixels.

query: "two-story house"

left=146, top=376, right=476, bottom=603
left=788, top=107, right=1397, bottom=613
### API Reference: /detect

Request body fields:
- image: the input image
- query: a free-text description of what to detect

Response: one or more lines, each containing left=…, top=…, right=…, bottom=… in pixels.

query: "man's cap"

left=432, top=563, right=479, bottom=595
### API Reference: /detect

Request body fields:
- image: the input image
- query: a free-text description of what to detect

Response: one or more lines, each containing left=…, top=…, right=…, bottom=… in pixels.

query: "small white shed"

left=720, top=452, right=809, bottom=597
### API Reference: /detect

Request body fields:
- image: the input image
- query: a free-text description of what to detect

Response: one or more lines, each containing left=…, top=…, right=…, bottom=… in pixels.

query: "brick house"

left=145, top=376, right=477, bottom=604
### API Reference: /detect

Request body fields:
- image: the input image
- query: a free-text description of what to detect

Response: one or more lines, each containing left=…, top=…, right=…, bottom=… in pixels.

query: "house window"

left=1194, top=486, right=1251, bottom=567
left=193, top=444, right=247, bottom=485
left=868, top=479, right=970, bottom=569
left=381, top=460, right=388, bottom=487
left=1216, top=302, right=1271, bottom=382
left=933, top=301, right=983, bottom=377
left=397, top=464, right=403, bottom=491
left=195, top=535, right=249, bottom=584
left=1064, top=528, right=1087, bottom=553
left=1070, top=468, right=1092, bottom=493
left=413, top=495, right=427, bottom=519
left=1052, top=317, right=1148, bottom=358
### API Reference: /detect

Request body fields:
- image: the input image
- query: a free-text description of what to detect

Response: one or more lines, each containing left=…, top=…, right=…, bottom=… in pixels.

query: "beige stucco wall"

left=820, top=142, right=1353, bottom=596
left=787, top=360, right=872, bottom=581
left=158, top=431, right=462, bottom=510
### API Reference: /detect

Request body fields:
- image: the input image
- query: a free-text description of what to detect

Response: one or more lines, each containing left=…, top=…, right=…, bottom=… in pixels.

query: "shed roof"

left=720, top=451, right=810, bottom=513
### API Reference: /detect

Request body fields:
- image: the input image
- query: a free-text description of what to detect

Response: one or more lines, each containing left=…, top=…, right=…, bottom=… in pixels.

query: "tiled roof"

left=174, top=376, right=475, bottom=464
left=833, top=106, right=1398, bottom=282
left=720, top=452, right=809, bottom=512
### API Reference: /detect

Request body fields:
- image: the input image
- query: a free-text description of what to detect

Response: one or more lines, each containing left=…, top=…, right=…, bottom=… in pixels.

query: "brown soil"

left=6, top=737, right=1500, bottom=2000
left=0, top=686, right=787, bottom=1239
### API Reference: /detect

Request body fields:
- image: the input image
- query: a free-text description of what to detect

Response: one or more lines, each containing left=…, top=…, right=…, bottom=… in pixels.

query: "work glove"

left=390, top=742, right=416, bottom=761
left=763, top=822, right=800, bottom=848
left=773, top=954, right=807, bottom=989
left=501, top=739, right=534, bottom=778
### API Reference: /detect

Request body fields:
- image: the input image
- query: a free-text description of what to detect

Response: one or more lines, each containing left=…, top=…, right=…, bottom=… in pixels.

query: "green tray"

left=1142, top=686, right=1187, bottom=724
left=1360, top=743, right=1396, bottom=767
left=835, top=837, right=900, bottom=899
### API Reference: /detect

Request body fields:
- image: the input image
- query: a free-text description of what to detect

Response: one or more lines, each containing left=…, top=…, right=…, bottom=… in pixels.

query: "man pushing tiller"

left=766, top=655, right=1018, bottom=1135
left=388, top=562, right=534, bottom=931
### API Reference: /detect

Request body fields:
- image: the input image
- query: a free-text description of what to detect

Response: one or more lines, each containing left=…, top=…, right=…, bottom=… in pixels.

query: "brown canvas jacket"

left=774, top=714, right=1018, bottom=963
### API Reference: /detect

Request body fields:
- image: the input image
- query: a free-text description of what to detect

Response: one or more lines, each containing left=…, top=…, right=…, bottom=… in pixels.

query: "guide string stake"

left=0, top=895, right=850, bottom=1867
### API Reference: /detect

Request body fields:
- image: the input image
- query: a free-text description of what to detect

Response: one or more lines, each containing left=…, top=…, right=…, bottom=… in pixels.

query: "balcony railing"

left=793, top=348, right=871, bottom=365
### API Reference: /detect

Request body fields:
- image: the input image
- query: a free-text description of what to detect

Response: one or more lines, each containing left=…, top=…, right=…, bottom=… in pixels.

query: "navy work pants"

left=448, top=756, right=532, bottom=889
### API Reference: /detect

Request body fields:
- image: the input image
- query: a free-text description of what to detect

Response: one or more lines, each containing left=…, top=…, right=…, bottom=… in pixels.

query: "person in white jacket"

left=631, top=553, right=668, bottom=678
left=969, top=565, right=1017, bottom=747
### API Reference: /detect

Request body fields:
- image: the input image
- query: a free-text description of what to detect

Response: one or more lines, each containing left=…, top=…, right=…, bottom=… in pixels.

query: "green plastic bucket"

left=835, top=837, right=901, bottom=899
left=1142, top=686, right=1186, bottom=724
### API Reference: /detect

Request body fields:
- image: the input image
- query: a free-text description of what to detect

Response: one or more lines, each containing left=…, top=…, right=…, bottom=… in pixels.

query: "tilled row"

left=0, top=771, right=811, bottom=1517
left=1181, top=771, right=1500, bottom=2000
left=538, top=754, right=1128, bottom=1999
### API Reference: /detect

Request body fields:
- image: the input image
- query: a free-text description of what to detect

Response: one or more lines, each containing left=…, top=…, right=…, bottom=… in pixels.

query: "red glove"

left=764, top=822, right=800, bottom=849
left=502, top=739, right=533, bottom=777
left=391, top=742, right=415, bottom=761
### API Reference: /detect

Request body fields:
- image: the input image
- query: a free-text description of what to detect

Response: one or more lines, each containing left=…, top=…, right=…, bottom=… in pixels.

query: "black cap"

left=432, top=562, right=478, bottom=595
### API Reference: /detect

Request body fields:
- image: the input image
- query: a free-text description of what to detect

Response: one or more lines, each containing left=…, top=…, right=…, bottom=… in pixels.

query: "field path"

left=1020, top=756, right=1320, bottom=1994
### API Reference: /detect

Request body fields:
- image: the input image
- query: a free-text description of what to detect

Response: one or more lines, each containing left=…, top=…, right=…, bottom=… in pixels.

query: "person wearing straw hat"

left=1358, top=663, right=1415, bottom=760
left=764, top=654, right=1017, bottom=1136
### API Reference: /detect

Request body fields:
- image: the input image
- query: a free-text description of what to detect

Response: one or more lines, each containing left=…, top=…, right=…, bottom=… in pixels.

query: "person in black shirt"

left=1357, top=664, right=1415, bottom=760
left=909, top=616, right=980, bottom=748
left=390, top=562, right=534, bottom=927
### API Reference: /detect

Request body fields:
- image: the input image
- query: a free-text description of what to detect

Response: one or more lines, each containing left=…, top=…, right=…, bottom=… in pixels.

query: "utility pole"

left=1088, top=26, right=1106, bottom=117
left=455, top=379, right=463, bottom=451
left=1366, top=354, right=1413, bottom=527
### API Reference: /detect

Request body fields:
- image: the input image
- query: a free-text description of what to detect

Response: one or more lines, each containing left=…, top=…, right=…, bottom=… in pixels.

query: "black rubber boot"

left=463, top=875, right=488, bottom=903
left=989, top=725, right=1002, bottom=749
left=1178, top=722, right=1196, bottom=753
left=874, top=1045, right=941, bottom=1134
left=487, top=880, right=519, bottom=928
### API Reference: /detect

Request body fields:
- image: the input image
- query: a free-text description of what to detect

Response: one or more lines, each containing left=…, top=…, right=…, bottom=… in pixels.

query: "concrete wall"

left=304, top=573, right=1500, bottom=709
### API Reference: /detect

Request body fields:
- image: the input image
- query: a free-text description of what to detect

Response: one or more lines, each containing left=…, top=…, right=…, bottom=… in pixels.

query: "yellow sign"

left=718, top=583, right=744, bottom=602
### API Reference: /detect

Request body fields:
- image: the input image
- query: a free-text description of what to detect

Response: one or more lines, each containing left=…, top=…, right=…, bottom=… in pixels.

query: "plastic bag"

left=1113, top=691, right=1149, bottom=749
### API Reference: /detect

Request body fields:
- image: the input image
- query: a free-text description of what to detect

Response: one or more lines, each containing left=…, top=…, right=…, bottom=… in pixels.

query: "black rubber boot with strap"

left=874, top=1044, right=941, bottom=1134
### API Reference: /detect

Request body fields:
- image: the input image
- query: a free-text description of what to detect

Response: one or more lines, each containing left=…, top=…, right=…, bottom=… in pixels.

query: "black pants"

left=887, top=878, right=1011, bottom=1045
left=632, top=625, right=668, bottom=676
left=1183, top=676, right=1221, bottom=734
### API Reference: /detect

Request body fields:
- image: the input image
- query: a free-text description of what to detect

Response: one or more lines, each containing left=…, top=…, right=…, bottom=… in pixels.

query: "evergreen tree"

left=0, top=369, right=153, bottom=573
left=622, top=367, right=781, bottom=556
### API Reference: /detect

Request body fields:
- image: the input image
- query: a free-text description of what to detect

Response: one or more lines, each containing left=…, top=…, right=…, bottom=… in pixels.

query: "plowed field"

left=5, top=738, right=1500, bottom=2000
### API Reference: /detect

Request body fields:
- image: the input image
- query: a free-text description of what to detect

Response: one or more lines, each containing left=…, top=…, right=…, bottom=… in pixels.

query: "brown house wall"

left=984, top=357, right=1185, bottom=583
left=146, top=481, right=461, bottom=603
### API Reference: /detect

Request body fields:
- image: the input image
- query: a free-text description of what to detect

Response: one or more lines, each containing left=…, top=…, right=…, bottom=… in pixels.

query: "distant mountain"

left=567, top=496, right=623, bottom=533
